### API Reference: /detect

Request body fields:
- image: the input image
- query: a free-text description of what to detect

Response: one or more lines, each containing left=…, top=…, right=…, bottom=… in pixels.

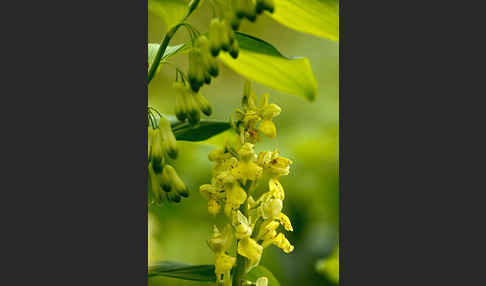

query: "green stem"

left=147, top=23, right=181, bottom=85
left=147, top=0, right=200, bottom=85
left=233, top=198, right=249, bottom=286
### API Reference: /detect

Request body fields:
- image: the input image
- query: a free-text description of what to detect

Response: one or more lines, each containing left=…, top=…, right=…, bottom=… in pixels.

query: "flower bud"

left=262, top=0, right=275, bottom=13
left=188, top=48, right=205, bottom=92
left=174, top=82, right=188, bottom=122
left=160, top=165, right=172, bottom=192
left=151, top=129, right=164, bottom=173
left=198, top=36, right=219, bottom=76
left=167, top=191, right=181, bottom=203
left=236, top=0, right=256, bottom=22
left=165, top=164, right=189, bottom=197
left=209, top=18, right=223, bottom=56
left=148, top=163, right=163, bottom=203
left=229, top=39, right=239, bottom=59
left=158, top=116, right=178, bottom=159
left=220, top=20, right=233, bottom=51
left=185, top=93, right=201, bottom=125
left=194, top=92, right=212, bottom=116
left=230, top=14, right=241, bottom=30
left=147, top=126, right=154, bottom=162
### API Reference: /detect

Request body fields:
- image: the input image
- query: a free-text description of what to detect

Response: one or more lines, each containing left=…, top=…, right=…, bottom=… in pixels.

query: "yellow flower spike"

left=232, top=210, right=252, bottom=239
left=277, top=213, right=293, bottom=231
left=227, top=183, right=247, bottom=207
left=208, top=199, right=221, bottom=215
left=258, top=119, right=277, bottom=138
left=261, top=198, right=283, bottom=219
left=237, top=237, right=263, bottom=269
left=268, top=178, right=285, bottom=200
left=256, top=277, right=269, bottom=286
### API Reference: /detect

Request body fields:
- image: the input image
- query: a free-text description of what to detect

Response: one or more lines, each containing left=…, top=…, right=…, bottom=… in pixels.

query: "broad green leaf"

left=173, top=120, right=232, bottom=142
left=149, top=112, right=231, bottom=142
left=148, top=0, right=203, bottom=30
left=148, top=43, right=188, bottom=71
left=148, top=261, right=216, bottom=281
left=268, top=0, right=339, bottom=42
left=219, top=33, right=318, bottom=101
left=247, top=265, right=281, bottom=286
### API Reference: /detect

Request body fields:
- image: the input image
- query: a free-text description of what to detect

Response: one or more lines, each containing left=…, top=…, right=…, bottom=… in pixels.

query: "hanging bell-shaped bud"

left=167, top=191, right=181, bottom=203
left=262, top=0, right=275, bottom=13
left=185, top=92, right=201, bottom=125
left=174, top=82, right=188, bottom=122
left=148, top=163, right=163, bottom=203
left=198, top=36, right=219, bottom=77
left=158, top=116, right=178, bottom=159
left=150, top=129, right=165, bottom=173
left=165, top=165, right=189, bottom=198
left=235, top=0, right=256, bottom=21
left=188, top=48, right=205, bottom=92
left=209, top=18, right=223, bottom=56
left=230, top=13, right=241, bottom=30
left=229, top=39, right=239, bottom=59
left=194, top=92, right=213, bottom=116
left=148, top=126, right=154, bottom=163
left=220, top=20, right=233, bottom=51
left=160, top=165, right=172, bottom=192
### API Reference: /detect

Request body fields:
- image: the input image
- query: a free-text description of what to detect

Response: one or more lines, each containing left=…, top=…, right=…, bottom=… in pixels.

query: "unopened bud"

left=151, top=129, right=164, bottom=173
left=185, top=93, right=201, bottom=125
left=168, top=191, right=181, bottom=203
left=159, top=116, right=178, bottom=159
left=209, top=18, right=223, bottom=56
left=188, top=49, right=205, bottom=92
left=258, top=119, right=276, bottom=138
left=165, top=165, right=189, bottom=198
left=174, top=82, right=188, bottom=122
left=194, top=92, right=212, bottom=116
left=229, top=39, right=239, bottom=59
left=160, top=165, right=172, bottom=192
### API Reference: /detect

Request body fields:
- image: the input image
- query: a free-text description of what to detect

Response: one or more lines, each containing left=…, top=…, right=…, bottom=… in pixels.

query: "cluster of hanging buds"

left=147, top=111, right=189, bottom=204
left=232, top=0, right=275, bottom=28
left=185, top=0, right=276, bottom=94
left=200, top=81, right=292, bottom=286
left=174, top=80, right=212, bottom=126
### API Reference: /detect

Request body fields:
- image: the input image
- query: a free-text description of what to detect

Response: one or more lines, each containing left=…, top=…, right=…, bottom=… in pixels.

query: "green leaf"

left=268, top=0, right=339, bottom=42
left=148, top=0, right=203, bottom=30
left=247, top=265, right=281, bottom=286
left=173, top=120, right=232, bottom=142
left=219, top=32, right=318, bottom=101
left=148, top=43, right=189, bottom=71
left=149, top=112, right=231, bottom=142
left=148, top=261, right=216, bottom=282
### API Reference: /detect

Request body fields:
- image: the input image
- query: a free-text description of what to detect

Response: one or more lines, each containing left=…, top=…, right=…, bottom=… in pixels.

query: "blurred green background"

left=148, top=2, right=339, bottom=285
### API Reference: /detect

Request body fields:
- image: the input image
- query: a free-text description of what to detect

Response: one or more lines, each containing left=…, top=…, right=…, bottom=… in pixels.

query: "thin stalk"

left=147, top=0, right=200, bottom=85
left=233, top=193, right=249, bottom=286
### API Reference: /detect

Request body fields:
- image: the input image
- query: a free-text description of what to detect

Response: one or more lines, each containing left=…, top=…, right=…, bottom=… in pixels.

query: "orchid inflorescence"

left=200, top=81, right=293, bottom=286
